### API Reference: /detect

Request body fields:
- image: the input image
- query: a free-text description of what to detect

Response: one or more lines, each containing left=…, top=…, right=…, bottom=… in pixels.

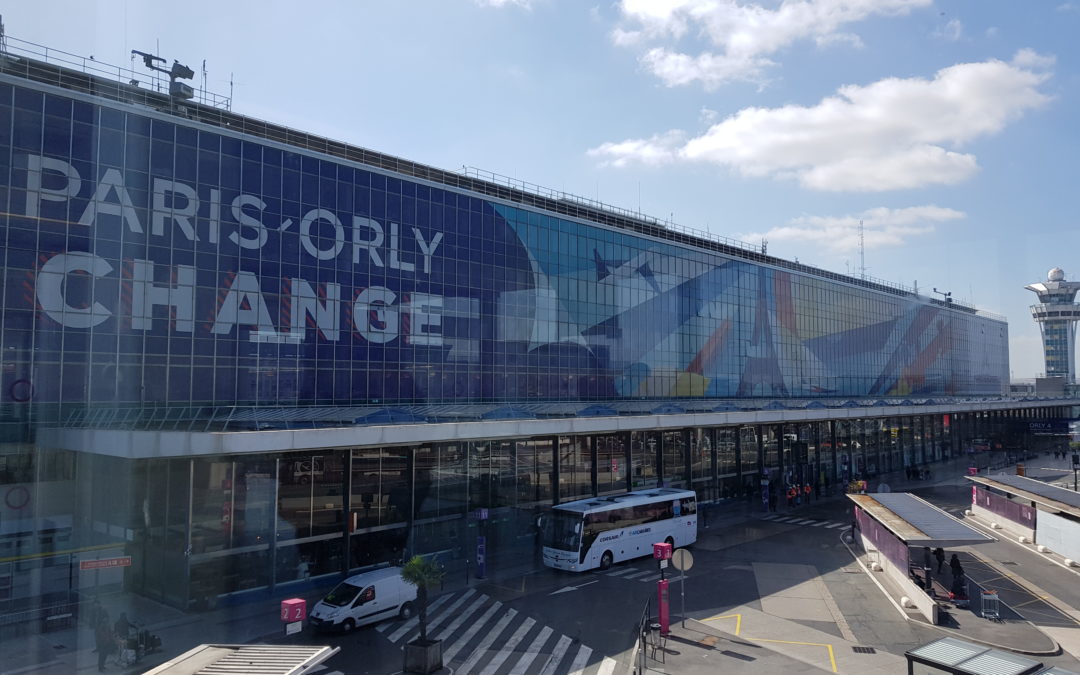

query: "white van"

left=309, top=566, right=416, bottom=632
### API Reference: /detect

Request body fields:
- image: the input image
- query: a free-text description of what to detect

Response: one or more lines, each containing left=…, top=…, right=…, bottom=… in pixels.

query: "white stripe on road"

left=622, top=570, right=652, bottom=579
left=456, top=608, right=519, bottom=674
left=640, top=574, right=662, bottom=583
left=538, top=635, right=573, bottom=675
left=479, top=617, right=536, bottom=675
left=771, top=517, right=795, bottom=523
left=379, top=591, right=453, bottom=636
left=388, top=592, right=457, bottom=642
left=508, top=626, right=553, bottom=675
left=566, top=644, right=593, bottom=675
left=443, top=601, right=504, bottom=664
left=760, top=514, right=781, bottom=520
left=826, top=522, right=846, bottom=529
left=436, top=595, right=488, bottom=641
left=422, top=589, right=476, bottom=635
left=596, top=656, right=618, bottom=675
left=603, top=567, right=635, bottom=577
left=790, top=519, right=815, bottom=525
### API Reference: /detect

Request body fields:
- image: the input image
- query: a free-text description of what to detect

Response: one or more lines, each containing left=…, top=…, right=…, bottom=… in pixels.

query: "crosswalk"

left=372, top=588, right=618, bottom=675
left=758, top=513, right=850, bottom=529
left=592, top=565, right=666, bottom=583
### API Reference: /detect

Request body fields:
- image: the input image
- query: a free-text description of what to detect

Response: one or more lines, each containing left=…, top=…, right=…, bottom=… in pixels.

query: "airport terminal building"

left=0, top=41, right=1071, bottom=612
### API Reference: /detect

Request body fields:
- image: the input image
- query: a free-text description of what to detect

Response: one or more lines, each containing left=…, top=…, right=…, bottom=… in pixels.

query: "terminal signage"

left=79, top=556, right=132, bottom=570
left=1028, top=419, right=1070, bottom=436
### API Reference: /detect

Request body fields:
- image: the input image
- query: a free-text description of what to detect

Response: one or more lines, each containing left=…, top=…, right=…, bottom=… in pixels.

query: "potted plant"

left=401, top=555, right=446, bottom=674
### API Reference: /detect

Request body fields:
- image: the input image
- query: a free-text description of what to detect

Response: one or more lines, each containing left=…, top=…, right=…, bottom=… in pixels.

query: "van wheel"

left=665, top=536, right=674, bottom=549
left=600, top=551, right=613, bottom=571
left=340, top=619, right=355, bottom=633
left=399, top=602, right=415, bottom=620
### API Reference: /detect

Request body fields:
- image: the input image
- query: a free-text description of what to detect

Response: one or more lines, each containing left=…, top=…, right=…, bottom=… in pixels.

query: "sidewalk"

left=638, top=606, right=907, bottom=674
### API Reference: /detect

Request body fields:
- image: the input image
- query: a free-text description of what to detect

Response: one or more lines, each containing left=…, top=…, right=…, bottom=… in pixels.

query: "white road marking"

left=478, top=617, right=536, bottom=675
left=379, top=591, right=453, bottom=636
left=603, top=567, right=634, bottom=577
left=538, top=635, right=573, bottom=675
left=442, top=601, right=504, bottom=664
left=596, top=656, right=619, bottom=675
left=508, top=626, right=553, bottom=675
left=622, top=570, right=652, bottom=579
left=456, top=608, right=519, bottom=673
left=566, top=644, right=593, bottom=675
left=435, top=594, right=488, bottom=641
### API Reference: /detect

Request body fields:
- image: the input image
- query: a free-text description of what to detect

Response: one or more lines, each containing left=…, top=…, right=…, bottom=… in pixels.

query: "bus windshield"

left=542, top=510, right=582, bottom=552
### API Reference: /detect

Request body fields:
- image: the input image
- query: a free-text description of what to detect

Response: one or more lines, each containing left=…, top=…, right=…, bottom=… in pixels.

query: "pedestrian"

left=95, top=616, right=115, bottom=672
left=949, top=553, right=963, bottom=578
left=933, top=547, right=945, bottom=573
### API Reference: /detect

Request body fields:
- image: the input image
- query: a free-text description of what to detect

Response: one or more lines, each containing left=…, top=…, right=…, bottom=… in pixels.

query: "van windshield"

left=322, top=582, right=362, bottom=607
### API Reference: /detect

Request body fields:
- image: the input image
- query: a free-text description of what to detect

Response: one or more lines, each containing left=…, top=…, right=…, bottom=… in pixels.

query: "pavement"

left=638, top=451, right=1080, bottom=674
left=6, top=450, right=1080, bottom=675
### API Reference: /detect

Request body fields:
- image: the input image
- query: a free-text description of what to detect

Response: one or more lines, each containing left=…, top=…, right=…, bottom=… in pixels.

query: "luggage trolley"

left=981, top=590, right=1000, bottom=620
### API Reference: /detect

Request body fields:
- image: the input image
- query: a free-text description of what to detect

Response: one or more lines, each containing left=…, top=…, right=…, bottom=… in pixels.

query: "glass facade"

left=0, top=61, right=1065, bottom=645
left=0, top=78, right=1010, bottom=430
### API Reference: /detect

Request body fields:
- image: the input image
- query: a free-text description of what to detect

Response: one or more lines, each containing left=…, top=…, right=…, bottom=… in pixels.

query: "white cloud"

left=589, top=51, right=1053, bottom=191
left=740, top=205, right=965, bottom=253
left=934, top=18, right=963, bottom=41
left=473, top=0, right=533, bottom=8
left=587, top=130, right=685, bottom=167
left=614, top=0, right=932, bottom=89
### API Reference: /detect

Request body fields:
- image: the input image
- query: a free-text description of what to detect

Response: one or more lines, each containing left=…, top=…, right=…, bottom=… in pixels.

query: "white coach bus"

left=540, top=488, right=697, bottom=572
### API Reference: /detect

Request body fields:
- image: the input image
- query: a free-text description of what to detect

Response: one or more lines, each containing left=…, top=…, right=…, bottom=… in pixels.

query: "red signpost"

left=653, top=542, right=673, bottom=635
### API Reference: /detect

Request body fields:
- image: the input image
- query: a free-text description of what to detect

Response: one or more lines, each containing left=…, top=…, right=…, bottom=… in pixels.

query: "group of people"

left=92, top=606, right=133, bottom=672
left=927, top=547, right=968, bottom=600
left=905, top=466, right=933, bottom=481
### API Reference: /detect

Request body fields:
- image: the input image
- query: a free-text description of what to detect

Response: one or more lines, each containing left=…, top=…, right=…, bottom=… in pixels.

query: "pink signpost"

left=281, top=598, right=306, bottom=636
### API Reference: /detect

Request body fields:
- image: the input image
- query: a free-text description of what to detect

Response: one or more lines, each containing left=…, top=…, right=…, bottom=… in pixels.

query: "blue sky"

left=6, top=0, right=1078, bottom=379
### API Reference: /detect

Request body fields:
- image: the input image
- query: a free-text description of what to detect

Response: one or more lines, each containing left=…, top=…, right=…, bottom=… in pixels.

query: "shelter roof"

left=906, top=637, right=1041, bottom=675
left=142, top=644, right=338, bottom=675
left=848, top=493, right=993, bottom=546
left=968, top=474, right=1080, bottom=519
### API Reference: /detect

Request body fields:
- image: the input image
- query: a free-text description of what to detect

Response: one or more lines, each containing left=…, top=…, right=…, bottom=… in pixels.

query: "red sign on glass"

left=80, top=557, right=132, bottom=570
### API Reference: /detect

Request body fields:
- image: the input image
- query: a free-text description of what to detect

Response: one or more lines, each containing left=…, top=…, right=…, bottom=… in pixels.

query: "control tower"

left=1026, top=267, right=1080, bottom=381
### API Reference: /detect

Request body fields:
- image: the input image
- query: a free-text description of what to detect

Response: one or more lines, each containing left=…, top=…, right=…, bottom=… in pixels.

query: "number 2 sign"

left=280, top=598, right=307, bottom=622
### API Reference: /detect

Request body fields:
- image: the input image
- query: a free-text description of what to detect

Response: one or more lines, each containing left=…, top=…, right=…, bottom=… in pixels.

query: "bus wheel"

left=600, top=551, right=613, bottom=571
left=665, top=536, right=674, bottom=549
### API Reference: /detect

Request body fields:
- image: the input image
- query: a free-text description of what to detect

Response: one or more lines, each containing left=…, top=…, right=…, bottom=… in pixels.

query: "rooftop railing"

left=0, top=34, right=1004, bottom=322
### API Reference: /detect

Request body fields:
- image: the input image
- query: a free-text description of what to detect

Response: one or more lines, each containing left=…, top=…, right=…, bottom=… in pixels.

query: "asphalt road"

left=282, top=464, right=1080, bottom=674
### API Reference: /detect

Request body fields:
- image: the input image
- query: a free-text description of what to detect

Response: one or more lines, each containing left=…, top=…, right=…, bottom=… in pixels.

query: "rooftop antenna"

left=201, top=59, right=207, bottom=105
left=0, top=14, right=7, bottom=53
left=858, top=219, right=866, bottom=279
left=932, top=287, right=953, bottom=304
left=761, top=237, right=768, bottom=255
left=131, top=48, right=195, bottom=100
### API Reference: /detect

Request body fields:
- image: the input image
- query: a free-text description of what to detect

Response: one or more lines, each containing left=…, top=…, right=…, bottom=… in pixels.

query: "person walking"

left=933, top=547, right=945, bottom=573
left=95, top=616, right=115, bottom=671
left=949, top=553, right=964, bottom=579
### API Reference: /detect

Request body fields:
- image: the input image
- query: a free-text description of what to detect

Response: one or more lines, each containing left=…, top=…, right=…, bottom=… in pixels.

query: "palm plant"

left=401, top=555, right=445, bottom=643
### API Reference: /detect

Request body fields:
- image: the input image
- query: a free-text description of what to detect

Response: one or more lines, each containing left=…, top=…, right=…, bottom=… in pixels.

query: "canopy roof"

left=849, top=493, right=993, bottom=547
left=968, top=474, right=1080, bottom=518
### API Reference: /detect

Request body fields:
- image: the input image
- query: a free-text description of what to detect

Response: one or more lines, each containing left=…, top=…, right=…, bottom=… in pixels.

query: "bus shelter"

left=905, top=636, right=1042, bottom=675
left=967, top=474, right=1080, bottom=563
left=848, top=493, right=993, bottom=623
left=142, top=644, right=339, bottom=675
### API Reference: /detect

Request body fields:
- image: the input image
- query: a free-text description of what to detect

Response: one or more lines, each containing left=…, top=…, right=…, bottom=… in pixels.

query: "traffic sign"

left=671, top=548, right=694, bottom=571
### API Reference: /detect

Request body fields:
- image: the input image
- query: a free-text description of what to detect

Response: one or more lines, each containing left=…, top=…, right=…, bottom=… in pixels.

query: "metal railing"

left=0, top=34, right=231, bottom=110
left=0, top=33, right=1003, bottom=320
